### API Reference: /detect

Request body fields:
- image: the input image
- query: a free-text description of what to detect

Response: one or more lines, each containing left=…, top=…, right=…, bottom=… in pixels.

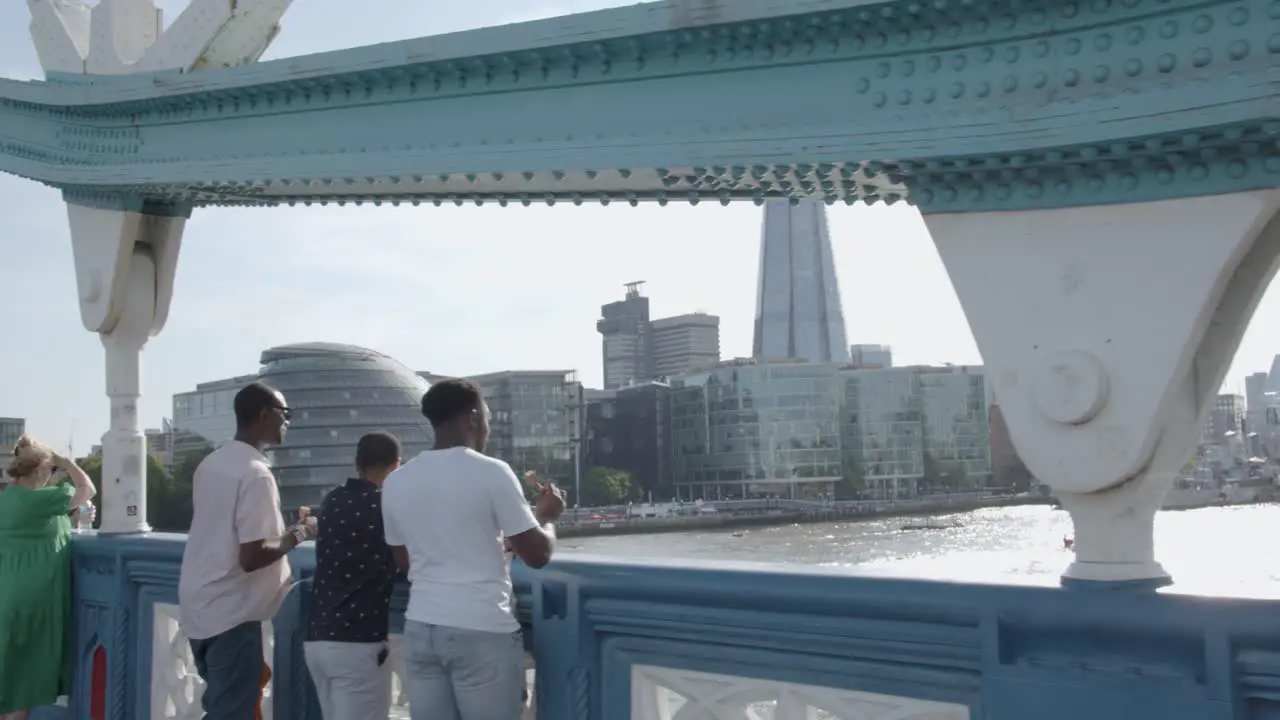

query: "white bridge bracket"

left=32, top=0, right=293, bottom=531
left=68, top=203, right=187, bottom=533
left=925, top=190, right=1280, bottom=585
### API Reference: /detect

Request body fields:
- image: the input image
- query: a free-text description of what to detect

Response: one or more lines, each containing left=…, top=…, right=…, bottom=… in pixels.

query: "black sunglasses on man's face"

left=271, top=405, right=292, bottom=421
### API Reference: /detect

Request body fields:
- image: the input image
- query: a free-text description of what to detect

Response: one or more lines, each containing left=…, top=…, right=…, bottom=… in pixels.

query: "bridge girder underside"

left=0, top=0, right=1276, bottom=212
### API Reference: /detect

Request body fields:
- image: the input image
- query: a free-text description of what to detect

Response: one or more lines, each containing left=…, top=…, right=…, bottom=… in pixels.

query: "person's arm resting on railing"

left=237, top=466, right=308, bottom=573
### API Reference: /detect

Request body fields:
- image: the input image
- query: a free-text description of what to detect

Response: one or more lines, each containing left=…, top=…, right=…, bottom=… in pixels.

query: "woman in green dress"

left=0, top=436, right=96, bottom=720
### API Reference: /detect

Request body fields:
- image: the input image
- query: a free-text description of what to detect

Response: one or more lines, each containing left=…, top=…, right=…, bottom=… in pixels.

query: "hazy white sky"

left=1, top=0, right=1276, bottom=453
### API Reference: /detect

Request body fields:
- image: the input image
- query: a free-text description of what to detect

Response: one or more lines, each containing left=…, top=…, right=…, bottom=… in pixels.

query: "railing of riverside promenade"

left=43, top=532, right=1280, bottom=719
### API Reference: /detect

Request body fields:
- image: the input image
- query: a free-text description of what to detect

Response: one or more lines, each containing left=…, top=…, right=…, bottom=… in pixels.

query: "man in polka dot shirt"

left=304, top=432, right=403, bottom=720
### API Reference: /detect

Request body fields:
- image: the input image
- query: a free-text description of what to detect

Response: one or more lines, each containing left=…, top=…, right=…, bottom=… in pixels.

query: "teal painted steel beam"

left=1, top=0, right=1276, bottom=212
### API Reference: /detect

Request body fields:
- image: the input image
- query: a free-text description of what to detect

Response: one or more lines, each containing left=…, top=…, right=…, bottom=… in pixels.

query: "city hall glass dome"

left=258, top=342, right=433, bottom=511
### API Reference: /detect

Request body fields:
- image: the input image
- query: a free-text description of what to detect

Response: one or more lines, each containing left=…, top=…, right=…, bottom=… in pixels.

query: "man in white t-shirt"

left=178, top=382, right=316, bottom=719
left=383, top=378, right=565, bottom=720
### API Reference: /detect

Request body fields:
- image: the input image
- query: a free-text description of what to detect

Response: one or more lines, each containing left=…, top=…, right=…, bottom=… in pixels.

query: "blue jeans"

left=189, top=622, right=265, bottom=720
left=403, top=620, right=525, bottom=720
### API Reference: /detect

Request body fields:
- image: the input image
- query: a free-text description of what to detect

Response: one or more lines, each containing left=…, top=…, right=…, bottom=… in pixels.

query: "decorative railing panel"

left=149, top=603, right=275, bottom=720
left=40, top=535, right=1280, bottom=719
left=630, top=665, right=971, bottom=720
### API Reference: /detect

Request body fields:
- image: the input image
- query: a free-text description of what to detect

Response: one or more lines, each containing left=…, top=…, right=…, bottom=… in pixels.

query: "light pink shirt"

left=178, top=441, right=291, bottom=640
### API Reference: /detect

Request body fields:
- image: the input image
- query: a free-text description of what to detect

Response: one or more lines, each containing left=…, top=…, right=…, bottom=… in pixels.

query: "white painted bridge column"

left=30, top=0, right=293, bottom=532
left=925, top=190, right=1280, bottom=585
left=68, top=204, right=185, bottom=533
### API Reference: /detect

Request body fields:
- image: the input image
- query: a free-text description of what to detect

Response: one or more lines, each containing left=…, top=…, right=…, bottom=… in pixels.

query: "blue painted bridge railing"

left=34, top=533, right=1280, bottom=719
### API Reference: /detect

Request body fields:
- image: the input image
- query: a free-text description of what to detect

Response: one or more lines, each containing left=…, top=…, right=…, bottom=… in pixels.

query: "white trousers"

left=304, top=641, right=393, bottom=720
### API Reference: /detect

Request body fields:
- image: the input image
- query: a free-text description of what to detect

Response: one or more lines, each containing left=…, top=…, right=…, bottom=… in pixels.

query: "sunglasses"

left=272, top=406, right=293, bottom=421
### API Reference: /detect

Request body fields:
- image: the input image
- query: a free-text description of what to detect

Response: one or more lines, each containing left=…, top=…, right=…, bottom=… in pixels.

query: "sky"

left=1, top=0, right=1277, bottom=454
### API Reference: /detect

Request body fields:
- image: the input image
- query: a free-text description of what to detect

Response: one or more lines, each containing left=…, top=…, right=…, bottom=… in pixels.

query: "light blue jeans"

left=403, top=620, right=526, bottom=720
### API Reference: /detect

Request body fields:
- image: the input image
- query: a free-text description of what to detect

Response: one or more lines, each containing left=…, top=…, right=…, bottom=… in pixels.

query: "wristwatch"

left=288, top=525, right=308, bottom=546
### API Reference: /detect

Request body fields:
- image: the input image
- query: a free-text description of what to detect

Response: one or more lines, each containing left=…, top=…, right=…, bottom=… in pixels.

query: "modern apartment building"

left=650, top=313, right=720, bottom=378
left=597, top=283, right=721, bottom=388
left=597, top=282, right=652, bottom=389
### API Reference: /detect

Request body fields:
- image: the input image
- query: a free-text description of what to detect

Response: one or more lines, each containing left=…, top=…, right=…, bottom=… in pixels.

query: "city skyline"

left=0, top=0, right=1276, bottom=452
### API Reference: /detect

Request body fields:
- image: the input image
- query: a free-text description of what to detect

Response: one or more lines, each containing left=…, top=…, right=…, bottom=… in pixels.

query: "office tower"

left=650, top=313, right=720, bottom=378
left=1204, top=393, right=1245, bottom=442
left=597, top=282, right=652, bottom=389
left=145, top=420, right=175, bottom=471
left=171, top=374, right=258, bottom=459
left=0, top=418, right=25, bottom=488
left=585, top=382, right=674, bottom=499
left=752, top=199, right=850, bottom=363
left=468, top=370, right=582, bottom=490
left=1245, top=371, right=1269, bottom=456
left=0, top=418, right=26, bottom=453
left=849, top=344, right=893, bottom=369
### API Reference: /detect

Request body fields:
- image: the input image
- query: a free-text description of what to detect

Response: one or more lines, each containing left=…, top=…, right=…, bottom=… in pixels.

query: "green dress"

left=0, top=483, right=75, bottom=713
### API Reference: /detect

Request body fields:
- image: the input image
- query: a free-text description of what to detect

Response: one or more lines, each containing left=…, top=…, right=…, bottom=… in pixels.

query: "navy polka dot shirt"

left=306, top=478, right=398, bottom=643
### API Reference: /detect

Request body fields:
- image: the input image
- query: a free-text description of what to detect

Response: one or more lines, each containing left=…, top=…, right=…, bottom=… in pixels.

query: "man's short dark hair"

left=234, top=382, right=279, bottom=431
left=356, top=432, right=401, bottom=471
left=420, top=379, right=483, bottom=428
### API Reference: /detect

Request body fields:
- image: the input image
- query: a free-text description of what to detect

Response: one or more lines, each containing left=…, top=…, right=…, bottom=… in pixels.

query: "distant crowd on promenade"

left=0, top=377, right=567, bottom=720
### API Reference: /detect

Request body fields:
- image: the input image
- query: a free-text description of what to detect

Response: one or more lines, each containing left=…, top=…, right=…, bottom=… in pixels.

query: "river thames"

left=563, top=504, right=1278, bottom=597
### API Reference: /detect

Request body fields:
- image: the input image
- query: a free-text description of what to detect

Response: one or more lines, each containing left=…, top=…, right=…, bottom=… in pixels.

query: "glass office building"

left=840, top=368, right=925, bottom=499
left=841, top=365, right=990, bottom=500
left=467, top=370, right=580, bottom=488
left=0, top=418, right=25, bottom=490
left=586, top=382, right=674, bottom=499
left=171, top=374, right=258, bottom=461
left=919, top=367, right=990, bottom=488
left=670, top=360, right=843, bottom=500
left=668, top=362, right=992, bottom=500
left=261, top=343, right=433, bottom=512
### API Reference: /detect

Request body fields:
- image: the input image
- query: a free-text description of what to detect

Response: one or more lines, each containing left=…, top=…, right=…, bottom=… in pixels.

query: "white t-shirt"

left=178, top=441, right=291, bottom=640
left=382, top=447, right=539, bottom=633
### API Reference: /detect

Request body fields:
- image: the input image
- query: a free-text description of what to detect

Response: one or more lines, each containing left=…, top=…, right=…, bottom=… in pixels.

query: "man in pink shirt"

left=178, top=382, right=316, bottom=719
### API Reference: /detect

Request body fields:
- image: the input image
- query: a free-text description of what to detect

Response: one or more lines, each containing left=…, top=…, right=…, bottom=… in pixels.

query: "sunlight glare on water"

left=565, top=504, right=1280, bottom=598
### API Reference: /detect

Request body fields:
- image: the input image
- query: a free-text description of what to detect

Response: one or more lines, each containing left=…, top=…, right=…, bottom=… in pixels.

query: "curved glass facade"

left=670, top=361, right=843, bottom=500
left=258, top=343, right=433, bottom=512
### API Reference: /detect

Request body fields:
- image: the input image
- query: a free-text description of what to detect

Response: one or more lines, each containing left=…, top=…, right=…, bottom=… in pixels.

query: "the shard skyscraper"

left=752, top=199, right=851, bottom=364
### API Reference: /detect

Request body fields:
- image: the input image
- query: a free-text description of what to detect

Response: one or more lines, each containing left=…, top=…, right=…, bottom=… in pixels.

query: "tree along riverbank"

left=557, top=494, right=1053, bottom=538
